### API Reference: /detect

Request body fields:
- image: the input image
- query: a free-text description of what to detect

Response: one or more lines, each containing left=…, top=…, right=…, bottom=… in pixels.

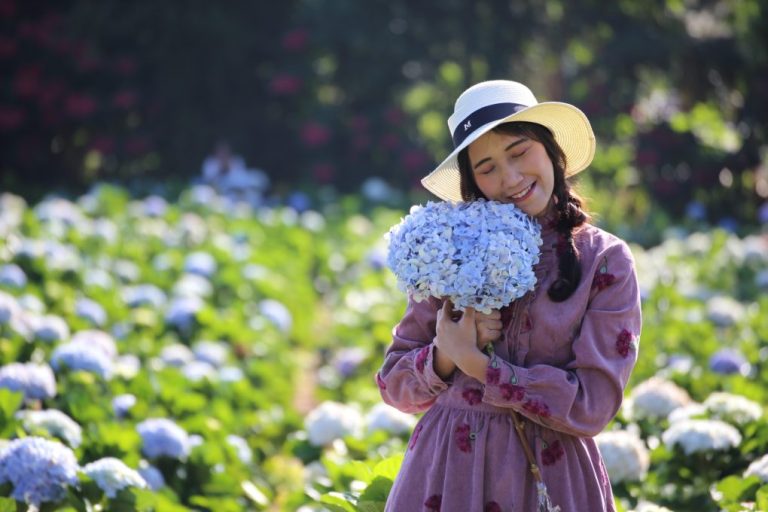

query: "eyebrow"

left=472, top=138, right=529, bottom=170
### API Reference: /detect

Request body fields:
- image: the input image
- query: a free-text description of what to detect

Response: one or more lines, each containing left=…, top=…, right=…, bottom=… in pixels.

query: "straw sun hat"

left=420, top=80, right=596, bottom=202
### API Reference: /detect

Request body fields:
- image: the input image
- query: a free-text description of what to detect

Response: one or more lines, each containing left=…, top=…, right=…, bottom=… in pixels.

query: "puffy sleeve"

left=481, top=241, right=642, bottom=437
left=375, top=296, right=452, bottom=414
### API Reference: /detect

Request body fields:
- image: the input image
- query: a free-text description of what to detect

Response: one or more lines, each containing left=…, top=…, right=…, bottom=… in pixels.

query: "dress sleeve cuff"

left=415, top=343, right=453, bottom=393
left=482, top=354, right=531, bottom=407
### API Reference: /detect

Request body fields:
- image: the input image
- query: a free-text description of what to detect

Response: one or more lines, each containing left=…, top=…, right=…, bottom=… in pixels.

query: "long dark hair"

left=457, top=122, right=589, bottom=302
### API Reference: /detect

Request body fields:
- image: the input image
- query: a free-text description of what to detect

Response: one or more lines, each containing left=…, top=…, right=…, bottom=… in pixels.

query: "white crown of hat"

left=447, top=81, right=538, bottom=135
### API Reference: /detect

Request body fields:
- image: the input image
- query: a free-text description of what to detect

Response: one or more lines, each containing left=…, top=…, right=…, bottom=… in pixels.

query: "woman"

left=376, top=80, right=642, bottom=511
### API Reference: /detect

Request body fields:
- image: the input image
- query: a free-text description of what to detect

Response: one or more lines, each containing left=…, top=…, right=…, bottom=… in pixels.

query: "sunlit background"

left=1, top=2, right=768, bottom=511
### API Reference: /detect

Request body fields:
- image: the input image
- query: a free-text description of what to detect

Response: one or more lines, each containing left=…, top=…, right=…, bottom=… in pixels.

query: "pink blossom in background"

left=0, top=105, right=25, bottom=131
left=89, top=136, right=115, bottom=154
left=113, top=90, right=138, bottom=109
left=300, top=122, right=331, bottom=147
left=351, top=134, right=371, bottom=151
left=401, top=149, right=429, bottom=172
left=269, top=74, right=302, bottom=95
left=311, top=163, right=335, bottom=183
left=381, top=133, right=400, bottom=150
left=113, top=56, right=138, bottom=76
left=13, top=64, right=42, bottom=98
left=0, top=0, right=16, bottom=18
left=349, top=115, right=369, bottom=131
left=385, top=107, right=405, bottom=125
left=0, top=36, right=17, bottom=59
left=37, top=80, right=66, bottom=109
left=65, top=93, right=96, bottom=118
left=281, top=28, right=308, bottom=51
left=124, top=136, right=150, bottom=155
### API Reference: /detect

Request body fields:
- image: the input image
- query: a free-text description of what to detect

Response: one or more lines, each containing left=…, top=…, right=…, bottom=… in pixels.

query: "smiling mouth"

left=509, top=182, right=535, bottom=202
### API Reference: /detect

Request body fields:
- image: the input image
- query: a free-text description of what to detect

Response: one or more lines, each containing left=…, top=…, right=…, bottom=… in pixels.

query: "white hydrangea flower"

left=667, top=403, right=707, bottom=423
left=160, top=344, right=195, bottom=367
left=305, top=401, right=364, bottom=446
left=365, top=403, right=417, bottom=435
left=703, top=392, right=763, bottom=426
left=82, top=457, right=147, bottom=497
left=661, top=419, right=741, bottom=454
left=625, top=377, right=691, bottom=421
left=705, top=296, right=745, bottom=327
left=595, top=430, right=650, bottom=483
left=744, top=453, right=768, bottom=482
left=16, top=409, right=83, bottom=448
left=32, top=314, right=70, bottom=343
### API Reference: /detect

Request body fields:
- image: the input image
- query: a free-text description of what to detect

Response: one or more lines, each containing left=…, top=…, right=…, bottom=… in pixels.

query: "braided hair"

left=457, top=122, right=589, bottom=302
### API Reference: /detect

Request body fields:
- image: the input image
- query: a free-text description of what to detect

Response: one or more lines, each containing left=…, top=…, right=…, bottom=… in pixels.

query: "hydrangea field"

left=0, top=185, right=767, bottom=511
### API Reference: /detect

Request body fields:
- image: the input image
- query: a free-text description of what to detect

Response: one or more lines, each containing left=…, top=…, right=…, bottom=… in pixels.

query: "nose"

left=500, top=161, right=523, bottom=188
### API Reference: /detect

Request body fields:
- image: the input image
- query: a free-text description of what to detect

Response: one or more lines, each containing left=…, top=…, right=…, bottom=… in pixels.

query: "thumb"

left=461, top=306, right=476, bottom=324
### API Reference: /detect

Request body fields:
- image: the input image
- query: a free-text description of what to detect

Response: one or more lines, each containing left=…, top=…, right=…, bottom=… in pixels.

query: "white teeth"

left=511, top=184, right=532, bottom=199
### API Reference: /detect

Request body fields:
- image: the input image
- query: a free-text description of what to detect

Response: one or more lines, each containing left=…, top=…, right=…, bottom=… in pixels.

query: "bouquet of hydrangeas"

left=386, top=200, right=542, bottom=314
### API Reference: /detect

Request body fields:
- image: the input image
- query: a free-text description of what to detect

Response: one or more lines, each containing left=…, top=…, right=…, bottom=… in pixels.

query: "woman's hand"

left=475, top=309, right=502, bottom=350
left=434, top=301, right=489, bottom=382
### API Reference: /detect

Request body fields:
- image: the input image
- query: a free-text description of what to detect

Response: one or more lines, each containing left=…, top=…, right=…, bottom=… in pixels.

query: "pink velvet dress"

left=376, top=218, right=642, bottom=512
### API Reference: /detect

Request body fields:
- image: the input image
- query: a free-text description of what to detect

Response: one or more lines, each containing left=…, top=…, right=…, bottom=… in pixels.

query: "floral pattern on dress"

left=409, top=423, right=424, bottom=450
left=485, top=501, right=502, bottom=512
left=486, top=366, right=501, bottom=385
left=455, top=423, right=473, bottom=453
left=424, top=494, right=442, bottom=511
left=592, top=256, right=617, bottom=291
left=499, top=383, right=526, bottom=402
left=541, top=439, right=565, bottom=466
left=616, top=329, right=636, bottom=358
left=523, top=399, right=551, bottom=418
left=415, top=346, right=430, bottom=373
left=462, top=387, right=483, bottom=405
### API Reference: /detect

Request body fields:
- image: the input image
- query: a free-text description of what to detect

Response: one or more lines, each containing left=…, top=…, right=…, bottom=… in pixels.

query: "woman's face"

left=467, top=129, right=555, bottom=217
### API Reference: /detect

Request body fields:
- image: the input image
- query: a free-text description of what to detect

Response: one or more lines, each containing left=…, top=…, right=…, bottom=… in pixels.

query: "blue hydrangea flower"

left=259, top=299, right=292, bottom=332
left=226, top=434, right=253, bottom=464
left=165, top=296, right=204, bottom=331
left=112, top=394, right=137, bottom=419
left=121, top=284, right=167, bottom=309
left=709, top=348, right=751, bottom=376
left=183, top=252, right=217, bottom=278
left=50, top=341, right=114, bottom=380
left=75, top=298, right=107, bottom=327
left=33, top=314, right=70, bottom=343
left=160, top=344, right=195, bottom=367
left=70, top=330, right=118, bottom=359
left=218, top=366, right=244, bottom=383
left=137, top=418, right=191, bottom=459
left=386, top=200, right=542, bottom=313
left=81, top=457, right=147, bottom=498
left=0, top=291, right=19, bottom=324
left=0, top=437, right=79, bottom=506
left=0, top=362, right=57, bottom=400
left=192, top=340, right=229, bottom=367
left=181, top=361, right=217, bottom=382
left=137, top=460, right=165, bottom=490
left=0, top=263, right=27, bottom=288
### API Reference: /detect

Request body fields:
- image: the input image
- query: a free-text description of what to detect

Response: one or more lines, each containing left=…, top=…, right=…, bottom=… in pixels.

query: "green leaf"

left=372, top=455, right=403, bottom=481
left=757, top=485, right=768, bottom=511
left=0, top=497, right=16, bottom=512
left=715, top=475, right=761, bottom=502
left=358, top=476, right=393, bottom=503
left=319, top=492, right=357, bottom=512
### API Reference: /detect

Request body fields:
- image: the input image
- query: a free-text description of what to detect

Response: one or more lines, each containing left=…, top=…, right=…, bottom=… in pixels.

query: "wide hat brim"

left=421, top=101, right=596, bottom=202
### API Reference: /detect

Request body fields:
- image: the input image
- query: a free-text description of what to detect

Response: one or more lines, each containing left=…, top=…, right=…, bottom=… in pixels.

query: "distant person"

left=201, top=141, right=269, bottom=205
